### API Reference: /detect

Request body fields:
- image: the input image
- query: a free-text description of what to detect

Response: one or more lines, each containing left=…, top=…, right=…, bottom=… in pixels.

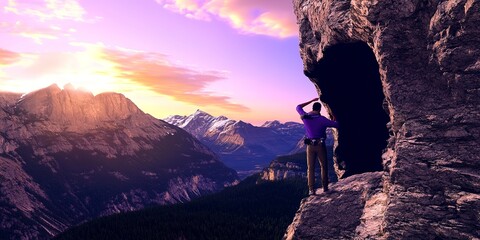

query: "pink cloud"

left=162, top=0, right=211, bottom=20
left=4, top=0, right=86, bottom=22
left=101, top=47, right=250, bottom=112
left=156, top=0, right=297, bottom=38
left=0, top=21, right=66, bottom=43
left=0, top=48, right=20, bottom=65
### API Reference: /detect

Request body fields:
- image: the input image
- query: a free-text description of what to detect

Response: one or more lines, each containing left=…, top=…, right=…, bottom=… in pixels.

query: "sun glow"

left=47, top=49, right=125, bottom=94
left=45, top=43, right=127, bottom=94
left=1, top=43, right=138, bottom=95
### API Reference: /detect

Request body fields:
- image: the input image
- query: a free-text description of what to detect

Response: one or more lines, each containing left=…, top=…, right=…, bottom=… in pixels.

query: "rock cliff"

left=261, top=152, right=308, bottom=181
left=0, top=84, right=238, bottom=239
left=285, top=172, right=385, bottom=239
left=287, top=0, right=480, bottom=239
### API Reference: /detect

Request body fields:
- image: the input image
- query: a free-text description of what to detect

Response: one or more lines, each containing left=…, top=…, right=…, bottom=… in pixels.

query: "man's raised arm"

left=297, top=98, right=319, bottom=108
left=296, top=97, right=319, bottom=115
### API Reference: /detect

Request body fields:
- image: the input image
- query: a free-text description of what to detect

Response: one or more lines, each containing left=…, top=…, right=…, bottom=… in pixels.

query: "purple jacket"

left=296, top=105, right=339, bottom=139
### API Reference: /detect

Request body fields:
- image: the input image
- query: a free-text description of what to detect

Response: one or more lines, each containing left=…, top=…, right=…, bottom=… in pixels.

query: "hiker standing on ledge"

left=296, top=98, right=339, bottom=196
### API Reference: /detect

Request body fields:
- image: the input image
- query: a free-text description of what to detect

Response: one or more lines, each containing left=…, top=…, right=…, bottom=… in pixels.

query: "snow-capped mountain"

left=164, top=109, right=233, bottom=139
left=0, top=85, right=238, bottom=239
left=164, top=110, right=306, bottom=177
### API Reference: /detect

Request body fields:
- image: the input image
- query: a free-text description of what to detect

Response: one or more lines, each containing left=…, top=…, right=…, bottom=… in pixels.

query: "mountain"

left=164, top=110, right=305, bottom=177
left=0, top=84, right=238, bottom=240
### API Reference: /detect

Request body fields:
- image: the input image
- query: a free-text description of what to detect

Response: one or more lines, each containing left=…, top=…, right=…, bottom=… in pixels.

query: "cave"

left=310, top=42, right=390, bottom=178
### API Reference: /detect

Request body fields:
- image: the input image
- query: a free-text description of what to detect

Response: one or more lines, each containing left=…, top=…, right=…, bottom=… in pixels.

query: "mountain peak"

left=0, top=89, right=238, bottom=239
left=193, top=109, right=211, bottom=117
left=30, top=83, right=62, bottom=96
left=215, top=115, right=228, bottom=121
left=262, top=120, right=281, bottom=128
left=47, top=83, right=61, bottom=91
left=64, top=83, right=75, bottom=91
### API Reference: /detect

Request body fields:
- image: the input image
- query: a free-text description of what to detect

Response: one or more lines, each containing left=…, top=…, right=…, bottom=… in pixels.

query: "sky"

left=0, top=0, right=320, bottom=125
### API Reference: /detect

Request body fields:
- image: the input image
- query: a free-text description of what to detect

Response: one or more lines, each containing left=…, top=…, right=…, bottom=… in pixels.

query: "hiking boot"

left=309, top=189, right=315, bottom=196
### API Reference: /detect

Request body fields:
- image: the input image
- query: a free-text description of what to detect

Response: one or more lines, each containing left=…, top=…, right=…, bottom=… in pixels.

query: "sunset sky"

left=0, top=0, right=319, bottom=125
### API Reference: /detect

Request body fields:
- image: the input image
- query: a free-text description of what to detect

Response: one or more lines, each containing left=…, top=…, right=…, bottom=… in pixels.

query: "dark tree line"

left=55, top=175, right=307, bottom=240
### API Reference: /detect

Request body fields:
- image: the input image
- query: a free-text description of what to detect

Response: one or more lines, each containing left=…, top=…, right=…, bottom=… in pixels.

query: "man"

left=296, top=98, right=339, bottom=196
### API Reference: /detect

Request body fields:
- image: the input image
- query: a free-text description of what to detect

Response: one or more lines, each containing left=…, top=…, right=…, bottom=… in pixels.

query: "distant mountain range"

left=0, top=84, right=238, bottom=239
left=164, top=110, right=306, bottom=177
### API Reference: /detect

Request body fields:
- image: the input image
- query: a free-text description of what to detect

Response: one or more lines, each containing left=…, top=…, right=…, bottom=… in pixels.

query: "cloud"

left=100, top=47, right=250, bottom=112
left=156, top=0, right=297, bottom=38
left=162, top=0, right=211, bottom=20
left=0, top=45, right=129, bottom=93
left=4, top=0, right=86, bottom=22
left=0, top=21, right=66, bottom=43
left=0, top=42, right=249, bottom=112
left=0, top=48, right=20, bottom=65
left=0, top=48, right=22, bottom=81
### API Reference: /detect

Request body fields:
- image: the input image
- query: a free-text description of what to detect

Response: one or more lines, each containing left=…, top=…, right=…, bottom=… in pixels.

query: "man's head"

left=312, top=102, right=321, bottom=111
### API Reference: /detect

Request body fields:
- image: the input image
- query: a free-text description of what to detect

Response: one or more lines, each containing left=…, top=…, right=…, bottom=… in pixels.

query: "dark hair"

left=312, top=102, right=321, bottom=111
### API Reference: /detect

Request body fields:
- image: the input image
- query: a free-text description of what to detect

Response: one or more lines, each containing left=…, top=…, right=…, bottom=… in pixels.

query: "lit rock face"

left=0, top=84, right=238, bottom=239
left=284, top=172, right=385, bottom=240
left=290, top=0, right=480, bottom=239
left=16, top=83, right=141, bottom=129
left=261, top=153, right=307, bottom=181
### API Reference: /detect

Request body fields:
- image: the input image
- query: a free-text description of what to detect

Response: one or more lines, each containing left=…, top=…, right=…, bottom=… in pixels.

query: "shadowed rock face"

left=290, top=0, right=480, bottom=238
left=312, top=42, right=390, bottom=177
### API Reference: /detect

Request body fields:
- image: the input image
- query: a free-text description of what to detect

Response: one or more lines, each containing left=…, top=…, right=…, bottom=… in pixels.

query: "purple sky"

left=0, top=0, right=320, bottom=125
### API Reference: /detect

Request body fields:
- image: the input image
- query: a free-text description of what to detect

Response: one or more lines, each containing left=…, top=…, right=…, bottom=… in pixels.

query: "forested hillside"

left=56, top=175, right=307, bottom=240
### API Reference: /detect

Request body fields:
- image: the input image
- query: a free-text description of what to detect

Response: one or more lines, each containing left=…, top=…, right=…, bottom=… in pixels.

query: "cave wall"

left=293, top=0, right=480, bottom=238
left=311, top=41, right=390, bottom=178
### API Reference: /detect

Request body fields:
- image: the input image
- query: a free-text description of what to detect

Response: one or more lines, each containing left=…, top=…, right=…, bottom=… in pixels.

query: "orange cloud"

left=0, top=48, right=21, bottom=82
left=4, top=0, right=86, bottom=22
left=0, top=48, right=20, bottom=65
left=101, top=47, right=250, bottom=112
left=156, top=0, right=297, bottom=38
left=0, top=43, right=249, bottom=112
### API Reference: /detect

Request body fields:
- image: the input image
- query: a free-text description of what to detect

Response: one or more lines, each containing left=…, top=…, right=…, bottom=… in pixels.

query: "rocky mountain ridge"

left=0, top=84, right=238, bottom=239
left=164, top=110, right=306, bottom=176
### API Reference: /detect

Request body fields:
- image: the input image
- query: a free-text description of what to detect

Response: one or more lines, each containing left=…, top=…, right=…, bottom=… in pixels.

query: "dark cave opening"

left=312, top=42, right=390, bottom=178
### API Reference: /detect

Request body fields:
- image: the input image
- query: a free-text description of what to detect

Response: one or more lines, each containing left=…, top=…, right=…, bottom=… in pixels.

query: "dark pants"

left=306, top=143, right=328, bottom=191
